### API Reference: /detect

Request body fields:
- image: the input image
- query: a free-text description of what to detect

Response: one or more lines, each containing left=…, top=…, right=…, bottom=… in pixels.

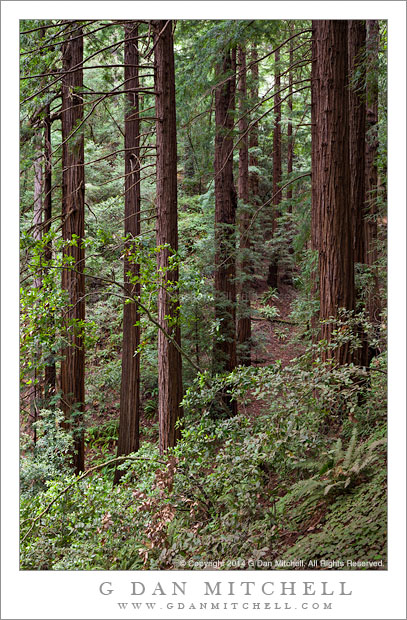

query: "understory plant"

left=295, top=428, right=387, bottom=499
left=20, top=314, right=387, bottom=571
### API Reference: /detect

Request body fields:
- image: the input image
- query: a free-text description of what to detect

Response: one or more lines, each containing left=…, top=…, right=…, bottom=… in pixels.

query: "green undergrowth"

left=272, top=424, right=387, bottom=569
left=276, top=462, right=387, bottom=569
left=20, top=346, right=387, bottom=571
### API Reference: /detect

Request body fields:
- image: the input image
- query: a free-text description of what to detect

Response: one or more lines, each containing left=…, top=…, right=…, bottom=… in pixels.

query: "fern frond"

left=333, top=438, right=343, bottom=464
left=343, top=429, right=358, bottom=469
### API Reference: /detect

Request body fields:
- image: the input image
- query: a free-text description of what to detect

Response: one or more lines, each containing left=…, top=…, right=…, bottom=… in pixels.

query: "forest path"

left=251, top=279, right=303, bottom=369
left=241, top=277, right=304, bottom=421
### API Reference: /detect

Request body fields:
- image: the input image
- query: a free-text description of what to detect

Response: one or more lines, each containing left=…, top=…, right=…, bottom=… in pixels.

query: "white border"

left=1, top=2, right=406, bottom=619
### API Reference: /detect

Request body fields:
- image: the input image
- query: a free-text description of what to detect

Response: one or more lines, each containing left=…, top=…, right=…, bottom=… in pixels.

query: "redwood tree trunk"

left=287, top=30, right=294, bottom=204
left=312, top=20, right=355, bottom=365
left=43, top=106, right=56, bottom=398
left=272, top=48, right=282, bottom=214
left=61, top=23, right=85, bottom=474
left=32, top=141, right=43, bottom=442
left=153, top=20, right=183, bottom=453
left=284, top=29, right=295, bottom=268
left=267, top=48, right=282, bottom=289
left=213, top=48, right=237, bottom=388
left=249, top=46, right=259, bottom=203
left=33, top=145, right=43, bottom=288
left=237, top=45, right=251, bottom=366
left=310, top=21, right=321, bottom=333
left=364, top=20, right=381, bottom=328
left=348, top=20, right=368, bottom=369
left=348, top=20, right=366, bottom=265
left=114, top=23, right=141, bottom=483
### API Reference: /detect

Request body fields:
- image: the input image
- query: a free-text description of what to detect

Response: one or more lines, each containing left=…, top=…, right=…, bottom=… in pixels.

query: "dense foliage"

left=20, top=19, right=387, bottom=570
left=20, top=338, right=387, bottom=570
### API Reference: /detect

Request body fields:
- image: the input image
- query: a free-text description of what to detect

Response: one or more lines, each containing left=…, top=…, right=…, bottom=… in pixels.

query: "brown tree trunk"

left=153, top=20, right=183, bottom=453
left=61, top=23, right=85, bottom=474
left=237, top=45, right=251, bottom=366
left=267, top=48, right=282, bottom=289
left=348, top=20, right=366, bottom=265
left=312, top=20, right=355, bottom=365
left=310, top=21, right=321, bottom=334
left=249, top=46, right=259, bottom=203
left=287, top=28, right=294, bottom=204
left=43, top=106, right=56, bottom=399
left=364, top=20, right=381, bottom=329
left=114, top=23, right=141, bottom=484
left=31, top=142, right=43, bottom=443
left=285, top=28, right=295, bottom=267
left=183, top=133, right=195, bottom=192
left=33, top=146, right=43, bottom=287
left=213, top=47, right=237, bottom=393
left=348, top=20, right=368, bottom=369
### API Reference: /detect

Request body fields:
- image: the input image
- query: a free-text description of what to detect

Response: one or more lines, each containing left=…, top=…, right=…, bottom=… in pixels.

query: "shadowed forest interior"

left=20, top=19, right=387, bottom=570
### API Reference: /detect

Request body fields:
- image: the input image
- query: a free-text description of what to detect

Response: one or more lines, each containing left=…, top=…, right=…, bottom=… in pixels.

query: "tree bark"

left=33, top=146, right=43, bottom=288
left=153, top=20, right=184, bottom=453
left=348, top=20, right=368, bottom=370
left=267, top=48, right=282, bottom=289
left=312, top=20, right=355, bottom=365
left=249, top=46, right=259, bottom=203
left=43, top=106, right=56, bottom=399
left=61, top=23, right=85, bottom=474
left=213, top=47, right=237, bottom=392
left=364, top=20, right=381, bottom=328
left=284, top=27, right=295, bottom=269
left=114, top=23, right=141, bottom=484
left=31, top=141, right=43, bottom=442
left=310, top=21, right=321, bottom=333
left=348, top=20, right=366, bottom=265
left=287, top=28, right=294, bottom=205
left=237, top=45, right=251, bottom=366
left=272, top=47, right=282, bottom=222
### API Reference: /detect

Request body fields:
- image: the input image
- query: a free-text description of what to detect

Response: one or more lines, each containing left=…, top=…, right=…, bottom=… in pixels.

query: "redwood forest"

left=20, top=19, right=387, bottom=571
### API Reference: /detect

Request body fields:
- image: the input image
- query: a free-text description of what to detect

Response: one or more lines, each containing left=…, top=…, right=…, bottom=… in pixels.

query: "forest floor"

left=243, top=274, right=305, bottom=423
left=251, top=279, right=303, bottom=367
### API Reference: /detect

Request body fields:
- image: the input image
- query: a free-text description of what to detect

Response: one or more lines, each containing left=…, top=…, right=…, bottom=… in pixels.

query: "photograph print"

left=19, top=17, right=388, bottom=574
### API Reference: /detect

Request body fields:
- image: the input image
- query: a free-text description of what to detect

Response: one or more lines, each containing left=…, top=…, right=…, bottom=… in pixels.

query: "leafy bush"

left=20, top=315, right=387, bottom=571
left=20, top=409, right=74, bottom=497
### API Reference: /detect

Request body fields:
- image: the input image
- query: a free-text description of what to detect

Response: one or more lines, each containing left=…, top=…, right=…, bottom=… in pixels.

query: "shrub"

left=20, top=409, right=74, bottom=497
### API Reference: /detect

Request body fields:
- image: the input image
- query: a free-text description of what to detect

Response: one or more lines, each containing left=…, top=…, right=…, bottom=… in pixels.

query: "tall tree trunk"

left=213, top=47, right=237, bottom=395
left=364, top=20, right=381, bottom=329
left=348, top=20, right=368, bottom=369
left=310, top=21, right=321, bottom=334
left=312, top=20, right=355, bottom=365
left=32, top=142, right=43, bottom=443
left=114, top=23, right=141, bottom=484
left=348, top=20, right=366, bottom=265
left=249, top=46, right=259, bottom=203
left=184, top=132, right=195, bottom=192
left=33, top=146, right=43, bottom=288
left=153, top=20, right=183, bottom=453
left=43, top=106, right=56, bottom=399
left=267, top=48, right=282, bottom=289
left=61, top=23, right=85, bottom=474
left=284, top=27, right=295, bottom=270
left=237, top=45, right=251, bottom=366
left=287, top=27, right=294, bottom=205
